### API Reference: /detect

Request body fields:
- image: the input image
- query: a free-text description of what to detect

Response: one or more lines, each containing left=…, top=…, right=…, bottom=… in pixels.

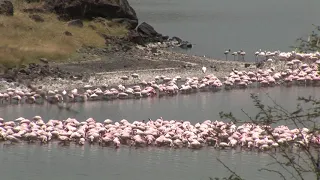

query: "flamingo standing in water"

left=120, top=76, right=129, bottom=85
left=131, top=73, right=139, bottom=84
left=240, top=50, right=246, bottom=61
left=224, top=49, right=231, bottom=61
left=255, top=49, right=261, bottom=62
left=0, top=116, right=316, bottom=151
left=231, top=52, right=237, bottom=61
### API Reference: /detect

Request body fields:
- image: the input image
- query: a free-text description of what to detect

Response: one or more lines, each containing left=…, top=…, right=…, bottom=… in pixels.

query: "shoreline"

left=0, top=46, right=256, bottom=92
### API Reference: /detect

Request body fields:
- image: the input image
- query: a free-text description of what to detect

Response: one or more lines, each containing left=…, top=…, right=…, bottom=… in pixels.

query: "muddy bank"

left=55, top=45, right=255, bottom=75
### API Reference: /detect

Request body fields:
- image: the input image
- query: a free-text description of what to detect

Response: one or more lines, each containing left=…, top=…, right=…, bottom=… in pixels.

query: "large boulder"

left=0, top=0, right=13, bottom=16
left=137, top=22, right=160, bottom=37
left=67, top=19, right=83, bottom=27
left=44, top=0, right=138, bottom=29
left=128, top=30, right=145, bottom=45
left=133, top=22, right=168, bottom=44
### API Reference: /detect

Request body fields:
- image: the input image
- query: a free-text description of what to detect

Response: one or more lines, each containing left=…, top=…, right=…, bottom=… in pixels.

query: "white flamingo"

left=224, top=49, right=231, bottom=61
left=202, top=66, right=207, bottom=74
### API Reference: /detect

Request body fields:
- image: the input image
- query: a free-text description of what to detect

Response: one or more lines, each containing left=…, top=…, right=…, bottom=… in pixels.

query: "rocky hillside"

left=0, top=0, right=140, bottom=69
left=0, top=0, right=193, bottom=80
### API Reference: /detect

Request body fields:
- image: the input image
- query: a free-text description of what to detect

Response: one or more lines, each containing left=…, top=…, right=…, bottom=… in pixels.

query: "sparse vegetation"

left=0, top=0, right=128, bottom=69
left=292, top=24, right=320, bottom=53
left=214, top=94, right=320, bottom=180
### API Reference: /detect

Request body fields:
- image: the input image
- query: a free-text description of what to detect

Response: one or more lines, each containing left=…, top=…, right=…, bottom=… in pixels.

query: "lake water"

left=130, top=0, right=320, bottom=60
left=0, top=86, right=319, bottom=180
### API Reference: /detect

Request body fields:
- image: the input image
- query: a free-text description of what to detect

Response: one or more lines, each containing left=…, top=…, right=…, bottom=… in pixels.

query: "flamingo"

left=240, top=50, right=246, bottom=61
left=202, top=66, right=207, bottom=74
left=224, top=49, right=231, bottom=61
left=131, top=73, right=139, bottom=83
left=231, top=52, right=237, bottom=61
left=120, top=76, right=129, bottom=85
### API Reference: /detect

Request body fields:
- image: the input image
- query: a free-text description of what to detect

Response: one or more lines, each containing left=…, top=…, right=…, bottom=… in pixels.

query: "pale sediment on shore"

left=0, top=48, right=283, bottom=92
left=29, top=54, right=255, bottom=91
left=34, top=68, right=228, bottom=91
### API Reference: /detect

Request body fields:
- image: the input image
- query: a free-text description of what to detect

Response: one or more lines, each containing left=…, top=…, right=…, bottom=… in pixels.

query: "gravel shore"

left=0, top=46, right=258, bottom=92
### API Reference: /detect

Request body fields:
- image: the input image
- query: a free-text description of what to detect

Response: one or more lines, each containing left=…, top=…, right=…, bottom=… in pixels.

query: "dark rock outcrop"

left=127, top=22, right=193, bottom=50
left=67, top=19, right=83, bottom=27
left=0, top=0, right=13, bottom=16
left=128, top=22, right=167, bottom=45
left=44, top=0, right=138, bottom=29
left=127, top=30, right=145, bottom=45
left=137, top=22, right=160, bottom=37
left=29, top=14, right=45, bottom=22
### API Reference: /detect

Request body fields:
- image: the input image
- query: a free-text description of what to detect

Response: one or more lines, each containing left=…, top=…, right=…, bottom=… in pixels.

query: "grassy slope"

left=0, top=0, right=128, bottom=70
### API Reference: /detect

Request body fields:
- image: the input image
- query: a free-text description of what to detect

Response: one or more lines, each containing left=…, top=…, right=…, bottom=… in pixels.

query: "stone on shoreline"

left=0, top=0, right=13, bottom=16
left=127, top=22, right=192, bottom=51
left=67, top=19, right=83, bottom=28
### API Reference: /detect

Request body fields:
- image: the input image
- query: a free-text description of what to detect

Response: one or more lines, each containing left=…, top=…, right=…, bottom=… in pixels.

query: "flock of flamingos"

left=0, top=50, right=319, bottom=151
left=0, top=116, right=315, bottom=150
left=1, top=50, right=320, bottom=105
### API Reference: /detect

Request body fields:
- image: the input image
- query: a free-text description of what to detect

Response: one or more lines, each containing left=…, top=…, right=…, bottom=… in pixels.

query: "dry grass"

left=0, top=0, right=128, bottom=69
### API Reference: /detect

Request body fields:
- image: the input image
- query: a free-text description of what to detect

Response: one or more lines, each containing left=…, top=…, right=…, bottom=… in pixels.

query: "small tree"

left=214, top=93, right=320, bottom=180
left=292, top=24, right=320, bottom=53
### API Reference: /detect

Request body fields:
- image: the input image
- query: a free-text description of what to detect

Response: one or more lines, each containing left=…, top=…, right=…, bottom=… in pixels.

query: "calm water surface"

left=0, top=86, right=319, bottom=180
left=130, top=0, right=320, bottom=60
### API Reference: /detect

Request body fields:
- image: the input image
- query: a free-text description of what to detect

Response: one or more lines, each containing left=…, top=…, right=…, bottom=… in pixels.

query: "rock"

left=44, top=0, right=138, bottom=29
left=170, top=36, right=182, bottom=43
left=128, top=30, right=145, bottom=45
left=150, top=47, right=157, bottom=54
left=183, top=64, right=192, bottom=69
left=122, top=44, right=131, bottom=51
left=0, top=0, right=13, bottom=16
left=162, top=35, right=169, bottom=41
left=137, top=22, right=160, bottom=38
left=128, top=22, right=168, bottom=45
left=29, top=14, right=44, bottom=22
left=179, top=41, right=192, bottom=49
left=64, top=31, right=72, bottom=36
left=39, top=58, right=48, bottom=64
left=67, top=19, right=83, bottom=28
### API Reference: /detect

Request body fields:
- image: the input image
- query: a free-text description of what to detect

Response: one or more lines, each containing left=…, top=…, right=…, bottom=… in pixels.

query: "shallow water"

left=0, top=86, right=319, bottom=180
left=130, top=0, right=320, bottom=60
left=1, top=86, right=318, bottom=122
